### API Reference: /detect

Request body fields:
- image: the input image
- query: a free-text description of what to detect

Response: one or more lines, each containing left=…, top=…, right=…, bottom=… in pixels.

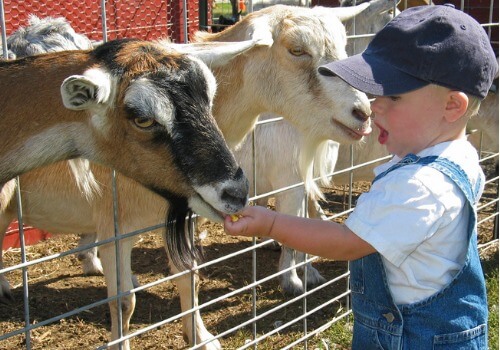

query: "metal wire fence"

left=0, top=0, right=498, bottom=349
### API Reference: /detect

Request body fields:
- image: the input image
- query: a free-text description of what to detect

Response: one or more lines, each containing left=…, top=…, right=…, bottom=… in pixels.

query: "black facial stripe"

left=124, top=105, right=141, bottom=120
left=166, top=69, right=237, bottom=184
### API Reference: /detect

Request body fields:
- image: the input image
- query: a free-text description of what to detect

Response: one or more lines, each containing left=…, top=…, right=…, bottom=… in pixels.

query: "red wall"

left=2, top=0, right=203, bottom=43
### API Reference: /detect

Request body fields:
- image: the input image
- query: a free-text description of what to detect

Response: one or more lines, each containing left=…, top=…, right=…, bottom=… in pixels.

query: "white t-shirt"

left=345, top=140, right=484, bottom=305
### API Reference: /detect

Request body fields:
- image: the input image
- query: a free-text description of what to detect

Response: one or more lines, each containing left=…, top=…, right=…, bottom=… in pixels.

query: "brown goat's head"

left=60, top=39, right=249, bottom=267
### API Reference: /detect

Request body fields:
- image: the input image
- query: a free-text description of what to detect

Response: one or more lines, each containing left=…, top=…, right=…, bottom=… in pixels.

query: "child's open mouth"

left=377, top=124, right=389, bottom=145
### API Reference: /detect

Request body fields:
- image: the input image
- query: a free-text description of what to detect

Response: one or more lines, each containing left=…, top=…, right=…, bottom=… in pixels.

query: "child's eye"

left=389, top=96, right=400, bottom=101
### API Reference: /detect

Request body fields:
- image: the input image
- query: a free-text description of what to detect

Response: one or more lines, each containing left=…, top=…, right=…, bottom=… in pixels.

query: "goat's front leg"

left=297, top=198, right=327, bottom=288
left=164, top=241, right=221, bottom=349
left=78, top=233, right=140, bottom=287
left=278, top=247, right=304, bottom=295
left=0, top=206, right=17, bottom=303
left=77, top=233, right=104, bottom=276
left=275, top=190, right=308, bottom=295
left=0, top=219, right=14, bottom=303
left=99, top=235, right=136, bottom=350
left=294, top=250, right=327, bottom=288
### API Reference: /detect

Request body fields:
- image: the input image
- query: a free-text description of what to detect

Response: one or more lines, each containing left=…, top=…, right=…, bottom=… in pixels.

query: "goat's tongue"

left=362, top=125, right=373, bottom=135
left=378, top=128, right=388, bottom=145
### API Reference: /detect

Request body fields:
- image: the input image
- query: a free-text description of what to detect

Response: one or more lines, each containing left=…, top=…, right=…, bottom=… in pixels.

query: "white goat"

left=321, top=0, right=396, bottom=185
left=235, top=0, right=397, bottom=295
left=0, top=3, right=386, bottom=348
left=467, top=69, right=499, bottom=156
left=5, top=14, right=93, bottom=57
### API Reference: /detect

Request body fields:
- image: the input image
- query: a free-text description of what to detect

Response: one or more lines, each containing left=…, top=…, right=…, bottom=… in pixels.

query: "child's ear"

left=444, top=91, right=468, bottom=123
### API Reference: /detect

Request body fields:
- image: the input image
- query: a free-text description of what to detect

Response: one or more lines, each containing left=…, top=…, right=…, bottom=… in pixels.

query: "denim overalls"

left=350, top=154, right=488, bottom=349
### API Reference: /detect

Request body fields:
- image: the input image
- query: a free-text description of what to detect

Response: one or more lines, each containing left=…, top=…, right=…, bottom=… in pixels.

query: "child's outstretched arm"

left=224, top=205, right=376, bottom=261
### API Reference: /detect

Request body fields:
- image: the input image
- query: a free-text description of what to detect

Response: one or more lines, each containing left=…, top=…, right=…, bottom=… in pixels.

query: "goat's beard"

left=165, top=197, right=204, bottom=271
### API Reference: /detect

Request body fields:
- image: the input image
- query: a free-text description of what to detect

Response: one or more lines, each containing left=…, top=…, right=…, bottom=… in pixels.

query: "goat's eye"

left=290, top=47, right=305, bottom=56
left=133, top=117, right=156, bottom=128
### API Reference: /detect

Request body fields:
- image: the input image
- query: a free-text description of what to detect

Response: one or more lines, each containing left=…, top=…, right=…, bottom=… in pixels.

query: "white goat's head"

left=191, top=3, right=383, bottom=148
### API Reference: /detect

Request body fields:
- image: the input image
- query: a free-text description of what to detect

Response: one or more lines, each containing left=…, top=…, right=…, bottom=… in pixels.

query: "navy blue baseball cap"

left=319, top=4, right=498, bottom=99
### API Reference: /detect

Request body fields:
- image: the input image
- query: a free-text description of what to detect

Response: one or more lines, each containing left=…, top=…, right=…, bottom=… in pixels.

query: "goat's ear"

left=326, top=0, right=398, bottom=22
left=61, top=69, right=111, bottom=110
left=172, top=40, right=264, bottom=68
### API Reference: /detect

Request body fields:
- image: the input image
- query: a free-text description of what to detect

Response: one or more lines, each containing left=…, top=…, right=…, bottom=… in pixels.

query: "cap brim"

left=318, top=53, right=429, bottom=96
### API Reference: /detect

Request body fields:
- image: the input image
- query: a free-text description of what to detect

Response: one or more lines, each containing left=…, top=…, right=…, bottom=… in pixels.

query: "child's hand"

left=224, top=205, right=277, bottom=238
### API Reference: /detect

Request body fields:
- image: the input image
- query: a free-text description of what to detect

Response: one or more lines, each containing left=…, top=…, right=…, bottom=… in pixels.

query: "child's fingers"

left=224, top=215, right=240, bottom=235
left=225, top=214, right=252, bottom=237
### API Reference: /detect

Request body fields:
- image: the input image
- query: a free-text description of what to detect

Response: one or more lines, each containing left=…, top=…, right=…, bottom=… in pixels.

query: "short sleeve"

left=345, top=167, right=449, bottom=267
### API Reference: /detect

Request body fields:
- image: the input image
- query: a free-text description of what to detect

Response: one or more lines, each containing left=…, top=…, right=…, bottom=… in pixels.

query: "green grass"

left=212, top=2, right=248, bottom=20
left=484, top=252, right=499, bottom=349
left=212, top=3, right=237, bottom=19
left=310, top=316, right=354, bottom=349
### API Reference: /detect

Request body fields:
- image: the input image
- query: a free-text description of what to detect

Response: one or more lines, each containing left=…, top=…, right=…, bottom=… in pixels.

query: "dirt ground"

left=1, top=159, right=498, bottom=349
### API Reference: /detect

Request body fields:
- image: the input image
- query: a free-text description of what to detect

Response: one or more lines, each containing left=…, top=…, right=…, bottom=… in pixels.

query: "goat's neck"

left=0, top=123, right=93, bottom=184
left=212, top=70, right=264, bottom=149
left=298, top=136, right=328, bottom=200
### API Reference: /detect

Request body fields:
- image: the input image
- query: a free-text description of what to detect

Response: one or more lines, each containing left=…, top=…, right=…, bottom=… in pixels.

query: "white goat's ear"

left=172, top=40, right=263, bottom=68
left=246, top=15, right=274, bottom=47
left=61, top=69, right=111, bottom=110
left=325, top=0, right=398, bottom=22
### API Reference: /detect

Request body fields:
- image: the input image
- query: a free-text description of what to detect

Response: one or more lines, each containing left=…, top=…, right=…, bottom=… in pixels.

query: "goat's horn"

left=325, top=0, right=399, bottom=22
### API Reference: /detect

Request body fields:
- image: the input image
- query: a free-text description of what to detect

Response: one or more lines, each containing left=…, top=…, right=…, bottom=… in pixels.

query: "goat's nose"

left=222, top=187, right=248, bottom=207
left=222, top=167, right=249, bottom=207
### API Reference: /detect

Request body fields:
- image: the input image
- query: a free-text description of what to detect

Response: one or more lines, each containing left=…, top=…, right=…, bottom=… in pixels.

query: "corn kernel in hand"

left=230, top=214, right=240, bottom=222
